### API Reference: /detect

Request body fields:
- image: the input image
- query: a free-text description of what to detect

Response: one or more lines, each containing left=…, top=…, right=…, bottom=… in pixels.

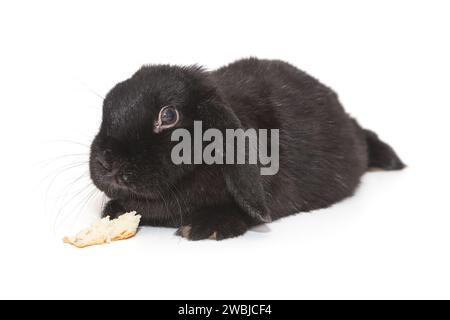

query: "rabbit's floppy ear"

left=198, top=92, right=272, bottom=223
left=223, top=163, right=272, bottom=223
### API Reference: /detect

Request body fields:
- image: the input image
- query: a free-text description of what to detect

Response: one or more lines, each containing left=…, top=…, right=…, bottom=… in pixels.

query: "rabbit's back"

left=212, top=58, right=368, bottom=218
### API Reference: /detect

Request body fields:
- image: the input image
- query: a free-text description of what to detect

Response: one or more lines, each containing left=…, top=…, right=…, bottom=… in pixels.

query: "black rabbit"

left=89, top=58, right=404, bottom=240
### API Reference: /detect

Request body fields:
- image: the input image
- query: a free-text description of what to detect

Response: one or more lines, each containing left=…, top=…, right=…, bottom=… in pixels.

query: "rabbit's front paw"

left=176, top=207, right=250, bottom=241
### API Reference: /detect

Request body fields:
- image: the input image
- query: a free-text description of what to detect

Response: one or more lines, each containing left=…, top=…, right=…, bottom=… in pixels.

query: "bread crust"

left=63, top=232, right=137, bottom=248
left=63, top=212, right=141, bottom=248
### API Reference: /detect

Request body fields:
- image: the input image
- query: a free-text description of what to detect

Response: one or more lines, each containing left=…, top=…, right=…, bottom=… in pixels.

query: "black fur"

left=89, top=58, right=405, bottom=240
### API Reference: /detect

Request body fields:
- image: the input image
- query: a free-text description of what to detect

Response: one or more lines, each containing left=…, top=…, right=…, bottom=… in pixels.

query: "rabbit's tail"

left=364, top=129, right=406, bottom=171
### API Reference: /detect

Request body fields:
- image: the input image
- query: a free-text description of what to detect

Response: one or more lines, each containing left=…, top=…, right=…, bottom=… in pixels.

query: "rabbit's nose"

left=96, top=155, right=111, bottom=171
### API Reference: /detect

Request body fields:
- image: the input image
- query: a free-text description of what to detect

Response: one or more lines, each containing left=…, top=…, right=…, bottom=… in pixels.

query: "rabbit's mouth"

left=94, top=175, right=131, bottom=198
left=95, top=174, right=165, bottom=201
left=90, top=157, right=173, bottom=202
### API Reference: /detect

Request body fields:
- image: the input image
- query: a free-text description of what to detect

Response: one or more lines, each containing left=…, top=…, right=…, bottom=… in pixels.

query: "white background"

left=1, top=0, right=449, bottom=299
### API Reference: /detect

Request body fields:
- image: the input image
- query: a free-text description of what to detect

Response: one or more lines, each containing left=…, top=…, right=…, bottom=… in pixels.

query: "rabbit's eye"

left=161, top=107, right=177, bottom=125
left=154, top=106, right=179, bottom=133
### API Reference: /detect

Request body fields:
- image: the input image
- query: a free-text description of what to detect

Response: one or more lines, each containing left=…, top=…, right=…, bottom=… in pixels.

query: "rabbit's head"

left=90, top=65, right=270, bottom=223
